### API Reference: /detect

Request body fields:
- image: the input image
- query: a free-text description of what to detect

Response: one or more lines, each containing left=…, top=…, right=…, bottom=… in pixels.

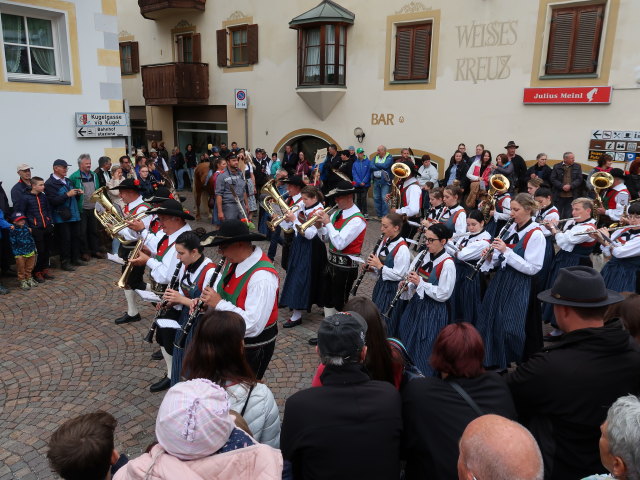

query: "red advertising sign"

left=523, top=86, right=612, bottom=104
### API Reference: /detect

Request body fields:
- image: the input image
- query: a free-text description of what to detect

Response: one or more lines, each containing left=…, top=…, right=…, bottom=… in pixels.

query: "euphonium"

left=296, top=204, right=339, bottom=234
left=387, top=162, right=412, bottom=209
left=481, top=174, right=510, bottom=222
left=261, top=179, right=300, bottom=233
left=590, top=171, right=614, bottom=221
left=91, top=186, right=148, bottom=243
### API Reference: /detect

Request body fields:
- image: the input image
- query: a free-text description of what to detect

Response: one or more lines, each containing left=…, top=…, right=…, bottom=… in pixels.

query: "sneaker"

left=107, top=253, right=125, bottom=265
left=20, top=280, right=30, bottom=290
left=28, top=278, right=39, bottom=287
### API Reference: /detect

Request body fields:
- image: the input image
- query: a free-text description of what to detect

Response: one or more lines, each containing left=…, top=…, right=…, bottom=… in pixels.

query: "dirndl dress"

left=534, top=235, right=555, bottom=292
left=451, top=260, right=484, bottom=324
left=279, top=234, right=327, bottom=311
left=171, top=284, right=204, bottom=387
left=373, top=279, right=401, bottom=337
left=601, top=257, right=640, bottom=293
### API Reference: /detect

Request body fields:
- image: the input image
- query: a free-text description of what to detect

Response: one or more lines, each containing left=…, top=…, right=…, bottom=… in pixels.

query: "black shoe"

left=308, top=337, right=318, bottom=346
left=151, top=349, right=163, bottom=360
left=72, top=259, right=89, bottom=266
left=61, top=262, right=76, bottom=272
left=114, top=313, right=142, bottom=325
left=283, top=319, right=302, bottom=328
left=150, top=376, right=170, bottom=392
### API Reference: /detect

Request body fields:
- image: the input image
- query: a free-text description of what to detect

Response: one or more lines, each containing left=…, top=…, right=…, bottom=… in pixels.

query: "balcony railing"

left=138, top=0, right=206, bottom=20
left=141, top=63, right=209, bottom=106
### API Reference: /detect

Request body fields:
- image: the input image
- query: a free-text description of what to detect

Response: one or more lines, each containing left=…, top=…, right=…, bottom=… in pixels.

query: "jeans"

left=187, top=167, right=195, bottom=185
left=111, top=237, right=120, bottom=255
left=267, top=225, right=283, bottom=261
left=174, top=168, right=186, bottom=190
left=373, top=179, right=390, bottom=217
left=355, top=187, right=369, bottom=215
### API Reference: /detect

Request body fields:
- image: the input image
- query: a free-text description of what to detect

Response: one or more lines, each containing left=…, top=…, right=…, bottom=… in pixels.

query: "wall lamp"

left=353, top=127, right=366, bottom=143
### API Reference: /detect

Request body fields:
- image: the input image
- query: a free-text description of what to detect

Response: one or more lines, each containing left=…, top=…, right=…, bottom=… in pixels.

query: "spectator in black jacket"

left=94, top=156, right=112, bottom=188
left=442, top=150, right=470, bottom=193
left=505, top=140, right=528, bottom=193
left=402, top=323, right=516, bottom=480
left=17, top=176, right=54, bottom=282
left=526, top=153, right=552, bottom=187
left=11, top=163, right=32, bottom=205
left=282, top=144, right=297, bottom=176
left=185, top=143, right=197, bottom=187
left=549, top=151, right=585, bottom=218
left=626, top=158, right=640, bottom=200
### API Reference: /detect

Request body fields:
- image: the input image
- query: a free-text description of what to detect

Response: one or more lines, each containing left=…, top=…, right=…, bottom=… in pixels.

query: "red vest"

left=217, top=253, right=279, bottom=328
left=401, top=183, right=422, bottom=211
left=330, top=212, right=366, bottom=255
left=605, top=188, right=629, bottom=209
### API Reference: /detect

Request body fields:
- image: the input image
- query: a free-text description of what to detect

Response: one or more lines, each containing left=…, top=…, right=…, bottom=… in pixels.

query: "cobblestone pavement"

left=0, top=193, right=382, bottom=479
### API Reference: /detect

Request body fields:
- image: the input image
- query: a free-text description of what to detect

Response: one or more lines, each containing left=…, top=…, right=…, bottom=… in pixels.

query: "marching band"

left=95, top=154, right=640, bottom=391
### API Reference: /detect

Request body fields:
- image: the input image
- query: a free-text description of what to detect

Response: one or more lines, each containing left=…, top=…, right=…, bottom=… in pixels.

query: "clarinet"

left=174, top=256, right=226, bottom=350
left=350, top=233, right=385, bottom=297
left=144, top=262, right=183, bottom=343
left=467, top=218, right=515, bottom=280
left=383, top=247, right=429, bottom=319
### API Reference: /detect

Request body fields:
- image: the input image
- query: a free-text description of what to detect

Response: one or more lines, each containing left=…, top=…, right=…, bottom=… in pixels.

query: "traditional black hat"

left=325, top=179, right=356, bottom=197
left=143, top=186, right=173, bottom=204
left=538, top=266, right=623, bottom=307
left=109, top=177, right=144, bottom=192
left=504, top=140, right=519, bottom=149
left=146, top=199, right=195, bottom=220
left=201, top=219, right=266, bottom=247
left=610, top=168, right=625, bottom=179
left=282, top=175, right=306, bottom=188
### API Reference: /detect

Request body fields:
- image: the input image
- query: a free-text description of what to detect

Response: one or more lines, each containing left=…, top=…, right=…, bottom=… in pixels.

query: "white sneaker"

left=107, top=253, right=125, bottom=265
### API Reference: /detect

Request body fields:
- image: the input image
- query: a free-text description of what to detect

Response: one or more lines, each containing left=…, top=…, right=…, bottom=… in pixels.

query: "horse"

left=192, top=162, right=214, bottom=220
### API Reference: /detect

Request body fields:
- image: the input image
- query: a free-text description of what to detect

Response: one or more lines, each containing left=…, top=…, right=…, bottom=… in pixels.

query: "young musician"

left=425, top=187, right=445, bottom=222
left=593, top=202, right=640, bottom=293
left=440, top=185, right=466, bottom=235
left=109, top=178, right=153, bottom=325
left=200, top=220, right=278, bottom=379
left=280, top=175, right=305, bottom=271
left=398, top=223, right=455, bottom=376
left=597, top=168, right=630, bottom=224
left=476, top=193, right=545, bottom=370
left=367, top=213, right=411, bottom=337
left=128, top=199, right=193, bottom=392
left=482, top=186, right=511, bottom=237
left=161, top=231, right=217, bottom=387
left=391, top=160, right=421, bottom=239
left=543, top=197, right=597, bottom=337
left=279, top=185, right=328, bottom=327
left=445, top=209, right=491, bottom=324
left=533, top=187, right=559, bottom=291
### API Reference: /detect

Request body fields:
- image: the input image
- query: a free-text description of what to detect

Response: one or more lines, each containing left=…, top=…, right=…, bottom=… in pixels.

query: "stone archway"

left=273, top=128, right=341, bottom=164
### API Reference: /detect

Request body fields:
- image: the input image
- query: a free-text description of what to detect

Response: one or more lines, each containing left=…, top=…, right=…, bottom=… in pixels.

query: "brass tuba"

left=481, top=174, right=510, bottom=222
left=91, top=186, right=149, bottom=243
left=260, top=179, right=300, bottom=233
left=590, top=171, right=614, bottom=221
left=387, top=162, right=412, bottom=209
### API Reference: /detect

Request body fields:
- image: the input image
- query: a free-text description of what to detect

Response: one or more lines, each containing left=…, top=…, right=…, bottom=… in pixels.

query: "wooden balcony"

left=141, top=63, right=209, bottom=106
left=138, top=0, right=206, bottom=20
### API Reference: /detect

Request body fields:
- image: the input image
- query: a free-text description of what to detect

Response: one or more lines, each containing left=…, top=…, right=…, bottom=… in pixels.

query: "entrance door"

left=176, top=121, right=228, bottom=159
left=278, top=135, right=331, bottom=165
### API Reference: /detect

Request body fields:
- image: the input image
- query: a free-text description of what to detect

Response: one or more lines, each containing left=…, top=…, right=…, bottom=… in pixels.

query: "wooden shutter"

left=216, top=29, right=227, bottom=67
left=131, top=41, right=140, bottom=73
left=247, top=24, right=259, bottom=64
left=177, top=35, right=184, bottom=62
left=192, top=33, right=201, bottom=63
left=394, top=27, right=412, bottom=80
left=394, top=23, right=431, bottom=81
left=546, top=3, right=604, bottom=75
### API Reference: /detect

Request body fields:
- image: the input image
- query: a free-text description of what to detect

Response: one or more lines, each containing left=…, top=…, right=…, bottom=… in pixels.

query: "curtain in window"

left=28, top=17, right=55, bottom=75
left=1, top=14, right=24, bottom=73
left=304, top=28, right=320, bottom=83
left=325, top=25, right=335, bottom=82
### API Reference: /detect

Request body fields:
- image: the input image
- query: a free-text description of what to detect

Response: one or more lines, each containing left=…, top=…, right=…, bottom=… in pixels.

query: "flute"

left=144, top=261, right=183, bottom=343
left=350, top=233, right=384, bottom=297
left=467, top=218, right=514, bottom=280
left=173, top=256, right=226, bottom=350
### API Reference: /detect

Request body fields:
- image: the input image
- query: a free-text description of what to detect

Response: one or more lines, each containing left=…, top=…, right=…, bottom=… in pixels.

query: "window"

left=1, top=10, right=67, bottom=82
left=297, top=24, right=346, bottom=86
left=175, top=32, right=201, bottom=63
left=119, top=41, right=139, bottom=75
left=394, top=22, right=431, bottom=81
left=216, top=24, right=259, bottom=68
left=545, top=3, right=605, bottom=76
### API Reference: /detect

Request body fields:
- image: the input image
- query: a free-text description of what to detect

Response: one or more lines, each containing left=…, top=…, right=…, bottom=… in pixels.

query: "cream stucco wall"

left=117, top=0, right=640, bottom=173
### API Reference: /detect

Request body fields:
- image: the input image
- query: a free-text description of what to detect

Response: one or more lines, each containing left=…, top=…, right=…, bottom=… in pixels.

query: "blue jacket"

left=44, top=174, right=81, bottom=223
left=0, top=210, right=12, bottom=239
left=352, top=157, right=372, bottom=187
left=9, top=224, right=35, bottom=256
left=11, top=179, right=30, bottom=206
left=370, top=153, right=393, bottom=183
left=16, top=192, right=53, bottom=229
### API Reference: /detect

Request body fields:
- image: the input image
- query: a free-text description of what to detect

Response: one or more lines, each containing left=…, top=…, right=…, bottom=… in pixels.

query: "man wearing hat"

left=504, top=140, right=527, bottom=193
left=45, top=159, right=84, bottom=271
left=352, top=148, right=371, bottom=217
left=278, top=175, right=305, bottom=270
left=11, top=163, right=33, bottom=205
left=108, top=177, right=154, bottom=325
left=215, top=153, right=248, bottom=222
left=598, top=168, right=629, bottom=223
left=508, top=266, right=640, bottom=480
left=200, top=220, right=278, bottom=380
left=281, top=311, right=402, bottom=479
left=390, top=159, right=422, bottom=238
left=315, top=180, right=367, bottom=324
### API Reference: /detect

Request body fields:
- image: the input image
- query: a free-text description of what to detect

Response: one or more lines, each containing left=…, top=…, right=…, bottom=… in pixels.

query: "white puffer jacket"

left=226, top=383, right=281, bottom=448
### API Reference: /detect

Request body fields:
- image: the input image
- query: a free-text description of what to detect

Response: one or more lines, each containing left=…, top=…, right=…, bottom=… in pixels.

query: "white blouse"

left=602, top=227, right=640, bottom=258
left=555, top=218, right=597, bottom=252
left=402, top=250, right=456, bottom=302
left=446, top=230, right=492, bottom=262
left=396, top=178, right=421, bottom=218
left=535, top=205, right=560, bottom=237
left=483, top=221, right=545, bottom=275
left=374, top=236, right=411, bottom=282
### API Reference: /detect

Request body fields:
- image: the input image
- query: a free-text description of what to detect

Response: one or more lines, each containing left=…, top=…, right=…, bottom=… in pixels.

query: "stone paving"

left=0, top=193, right=381, bottom=479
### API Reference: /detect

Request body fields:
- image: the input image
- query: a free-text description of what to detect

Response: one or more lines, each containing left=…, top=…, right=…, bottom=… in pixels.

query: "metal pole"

left=244, top=106, right=249, bottom=150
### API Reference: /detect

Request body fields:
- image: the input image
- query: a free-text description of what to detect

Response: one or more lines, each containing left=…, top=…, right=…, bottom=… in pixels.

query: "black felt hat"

left=201, top=219, right=266, bottom=247
left=610, top=168, right=625, bottom=179
left=325, top=179, right=356, bottom=197
left=504, top=140, right=519, bottom=149
left=282, top=175, right=306, bottom=188
left=538, top=266, right=623, bottom=307
left=109, top=177, right=144, bottom=192
left=146, top=199, right=195, bottom=220
left=143, top=186, right=173, bottom=204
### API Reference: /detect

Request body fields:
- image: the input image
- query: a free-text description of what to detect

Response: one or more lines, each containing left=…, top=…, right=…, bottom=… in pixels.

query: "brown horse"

left=192, top=162, right=214, bottom=219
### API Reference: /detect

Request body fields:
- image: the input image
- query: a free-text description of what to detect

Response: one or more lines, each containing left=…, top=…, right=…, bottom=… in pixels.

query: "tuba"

left=91, top=186, right=148, bottom=244
left=590, top=171, right=614, bottom=221
left=387, top=162, right=412, bottom=209
left=260, top=179, right=300, bottom=233
left=481, top=174, right=510, bottom=222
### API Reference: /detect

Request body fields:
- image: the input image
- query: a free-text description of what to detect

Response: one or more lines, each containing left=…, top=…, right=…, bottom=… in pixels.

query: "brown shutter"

left=216, top=29, right=227, bottom=67
left=394, top=27, right=412, bottom=81
left=571, top=5, right=604, bottom=73
left=247, top=24, right=259, bottom=64
left=192, top=33, right=201, bottom=63
left=412, top=24, right=431, bottom=80
left=131, top=41, right=140, bottom=73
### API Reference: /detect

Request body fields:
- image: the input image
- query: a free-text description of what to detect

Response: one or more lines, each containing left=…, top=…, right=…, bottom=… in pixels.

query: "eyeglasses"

left=425, top=237, right=439, bottom=243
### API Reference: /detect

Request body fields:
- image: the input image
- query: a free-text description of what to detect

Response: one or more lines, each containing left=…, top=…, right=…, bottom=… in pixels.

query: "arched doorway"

left=273, top=128, right=341, bottom=165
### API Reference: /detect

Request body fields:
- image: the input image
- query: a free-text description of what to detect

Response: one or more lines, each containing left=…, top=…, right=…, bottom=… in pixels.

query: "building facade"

left=0, top=0, right=126, bottom=201
left=117, top=0, right=639, bottom=174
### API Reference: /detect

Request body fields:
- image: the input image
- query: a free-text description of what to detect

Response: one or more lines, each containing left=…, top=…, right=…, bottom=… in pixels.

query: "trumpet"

left=296, top=205, right=339, bottom=234
left=116, top=232, right=149, bottom=288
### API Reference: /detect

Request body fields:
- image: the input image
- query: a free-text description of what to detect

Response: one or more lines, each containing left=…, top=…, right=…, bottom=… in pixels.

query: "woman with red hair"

left=401, top=323, right=516, bottom=480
